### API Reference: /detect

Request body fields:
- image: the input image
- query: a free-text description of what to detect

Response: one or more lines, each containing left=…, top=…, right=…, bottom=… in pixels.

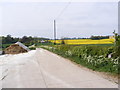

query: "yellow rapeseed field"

left=49, top=39, right=114, bottom=45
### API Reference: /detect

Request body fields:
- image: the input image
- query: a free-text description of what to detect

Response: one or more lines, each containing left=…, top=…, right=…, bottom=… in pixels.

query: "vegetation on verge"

left=40, top=32, right=119, bottom=74
left=1, top=33, right=119, bottom=75
left=41, top=45, right=118, bottom=74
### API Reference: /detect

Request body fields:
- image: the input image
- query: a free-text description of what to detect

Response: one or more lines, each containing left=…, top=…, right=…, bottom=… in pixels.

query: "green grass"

left=2, top=44, right=12, bottom=50
left=40, top=45, right=119, bottom=75
left=36, top=42, right=53, bottom=46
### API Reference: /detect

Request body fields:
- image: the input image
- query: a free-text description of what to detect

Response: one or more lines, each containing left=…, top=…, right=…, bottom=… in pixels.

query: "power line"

left=55, top=2, right=71, bottom=20
left=53, top=2, right=71, bottom=42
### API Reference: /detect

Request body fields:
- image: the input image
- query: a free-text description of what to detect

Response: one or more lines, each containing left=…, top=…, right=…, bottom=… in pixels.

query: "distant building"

left=109, top=36, right=115, bottom=39
left=41, top=40, right=45, bottom=43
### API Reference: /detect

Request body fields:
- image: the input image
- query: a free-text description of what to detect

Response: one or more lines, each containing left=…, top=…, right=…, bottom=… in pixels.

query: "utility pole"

left=54, top=20, right=56, bottom=45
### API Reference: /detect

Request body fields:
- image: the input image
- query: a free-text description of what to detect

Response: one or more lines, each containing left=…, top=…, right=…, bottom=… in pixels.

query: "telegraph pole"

left=54, top=20, right=56, bottom=45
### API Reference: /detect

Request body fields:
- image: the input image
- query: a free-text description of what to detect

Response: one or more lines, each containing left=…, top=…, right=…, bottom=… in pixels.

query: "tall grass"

left=41, top=45, right=119, bottom=74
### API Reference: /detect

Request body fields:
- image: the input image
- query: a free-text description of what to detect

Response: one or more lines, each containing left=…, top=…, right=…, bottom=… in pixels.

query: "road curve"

left=1, top=48, right=118, bottom=88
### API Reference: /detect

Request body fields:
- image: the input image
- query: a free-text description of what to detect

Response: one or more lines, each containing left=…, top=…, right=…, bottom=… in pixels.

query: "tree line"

left=1, top=35, right=111, bottom=45
left=90, top=36, right=109, bottom=40
left=1, top=35, right=50, bottom=45
left=60, top=36, right=110, bottom=40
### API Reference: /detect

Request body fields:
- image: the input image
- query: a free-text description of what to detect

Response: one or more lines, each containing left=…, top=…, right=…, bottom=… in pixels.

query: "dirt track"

left=0, top=48, right=118, bottom=88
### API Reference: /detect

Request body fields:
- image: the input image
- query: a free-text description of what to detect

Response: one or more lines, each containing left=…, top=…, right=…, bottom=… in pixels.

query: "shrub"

left=29, top=47, right=36, bottom=50
left=42, top=44, right=118, bottom=74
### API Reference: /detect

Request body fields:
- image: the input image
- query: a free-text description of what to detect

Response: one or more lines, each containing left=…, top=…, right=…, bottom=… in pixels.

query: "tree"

left=113, top=31, right=120, bottom=57
left=61, top=40, right=65, bottom=45
left=3, top=35, right=14, bottom=44
left=20, top=36, right=31, bottom=43
left=90, top=35, right=109, bottom=40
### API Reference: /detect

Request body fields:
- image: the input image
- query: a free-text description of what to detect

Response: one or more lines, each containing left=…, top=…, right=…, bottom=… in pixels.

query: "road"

left=0, top=48, right=118, bottom=88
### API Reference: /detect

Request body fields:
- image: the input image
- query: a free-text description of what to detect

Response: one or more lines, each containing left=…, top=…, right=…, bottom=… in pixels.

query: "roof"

left=15, top=42, right=30, bottom=51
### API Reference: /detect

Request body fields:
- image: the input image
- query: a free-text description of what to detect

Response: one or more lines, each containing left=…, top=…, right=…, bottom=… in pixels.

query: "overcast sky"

left=0, top=1, right=118, bottom=39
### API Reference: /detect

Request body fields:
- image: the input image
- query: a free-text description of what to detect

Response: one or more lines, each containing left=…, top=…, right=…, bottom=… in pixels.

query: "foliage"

left=2, top=44, right=12, bottom=50
left=29, top=47, right=36, bottom=50
left=2, top=35, right=19, bottom=44
left=1, top=35, right=50, bottom=46
left=19, top=36, right=33, bottom=43
left=113, top=31, right=120, bottom=74
left=42, top=45, right=119, bottom=74
left=61, top=40, right=65, bottom=44
left=113, top=32, right=120, bottom=58
left=90, top=35, right=109, bottom=40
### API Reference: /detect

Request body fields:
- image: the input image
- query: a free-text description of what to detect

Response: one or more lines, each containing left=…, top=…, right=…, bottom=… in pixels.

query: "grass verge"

left=40, top=45, right=119, bottom=76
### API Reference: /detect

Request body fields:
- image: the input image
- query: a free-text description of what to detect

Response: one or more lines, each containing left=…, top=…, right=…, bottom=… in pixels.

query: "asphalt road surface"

left=0, top=48, right=118, bottom=88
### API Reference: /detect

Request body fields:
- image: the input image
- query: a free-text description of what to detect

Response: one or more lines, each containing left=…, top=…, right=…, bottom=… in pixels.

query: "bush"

left=42, top=45, right=118, bottom=74
left=29, top=47, right=36, bottom=50
left=2, top=44, right=11, bottom=50
left=61, top=40, right=65, bottom=44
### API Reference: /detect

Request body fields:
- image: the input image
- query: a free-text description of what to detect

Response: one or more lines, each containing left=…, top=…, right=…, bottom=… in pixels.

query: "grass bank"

left=40, top=45, right=119, bottom=75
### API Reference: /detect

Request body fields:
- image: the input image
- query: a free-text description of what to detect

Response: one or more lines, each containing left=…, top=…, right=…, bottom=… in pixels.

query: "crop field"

left=49, top=39, right=115, bottom=45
